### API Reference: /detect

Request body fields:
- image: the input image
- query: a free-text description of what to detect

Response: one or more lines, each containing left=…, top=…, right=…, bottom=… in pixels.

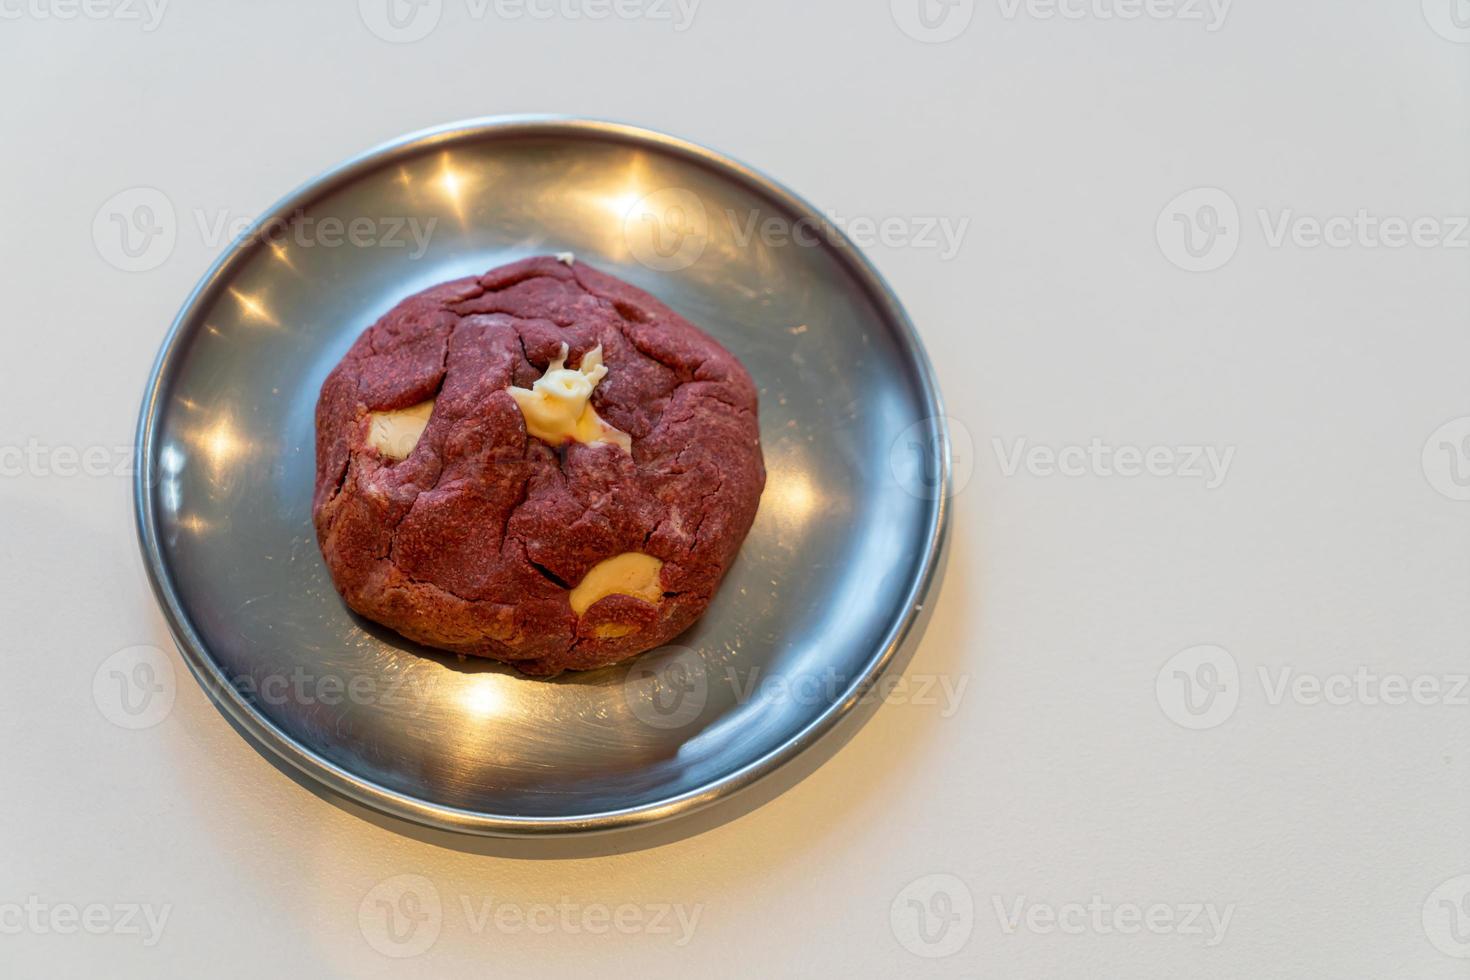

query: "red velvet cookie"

left=313, top=257, right=765, bottom=676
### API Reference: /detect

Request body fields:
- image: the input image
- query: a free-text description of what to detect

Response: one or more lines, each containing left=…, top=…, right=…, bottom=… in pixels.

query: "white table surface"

left=3, top=1, right=1468, bottom=976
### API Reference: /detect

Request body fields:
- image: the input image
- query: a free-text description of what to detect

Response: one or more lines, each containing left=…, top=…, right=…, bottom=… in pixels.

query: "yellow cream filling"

left=508, top=343, right=631, bottom=453
left=367, top=400, right=435, bottom=460
left=568, top=552, right=664, bottom=616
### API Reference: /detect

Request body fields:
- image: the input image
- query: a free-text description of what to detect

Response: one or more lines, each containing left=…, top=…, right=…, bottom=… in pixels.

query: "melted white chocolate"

left=508, top=343, right=631, bottom=453
left=569, top=552, right=664, bottom=616
left=367, top=400, right=435, bottom=460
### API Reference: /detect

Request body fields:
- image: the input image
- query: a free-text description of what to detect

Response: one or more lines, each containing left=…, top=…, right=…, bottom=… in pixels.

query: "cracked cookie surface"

left=313, top=257, right=765, bottom=676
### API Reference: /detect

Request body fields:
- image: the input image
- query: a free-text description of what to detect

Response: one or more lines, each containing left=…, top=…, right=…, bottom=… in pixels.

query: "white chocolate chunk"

left=555, top=252, right=576, bottom=266
left=367, top=400, right=434, bottom=460
left=569, top=552, right=664, bottom=616
left=508, top=343, right=631, bottom=453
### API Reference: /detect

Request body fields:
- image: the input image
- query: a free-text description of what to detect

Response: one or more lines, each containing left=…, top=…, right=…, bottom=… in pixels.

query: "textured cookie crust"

left=313, top=257, right=765, bottom=676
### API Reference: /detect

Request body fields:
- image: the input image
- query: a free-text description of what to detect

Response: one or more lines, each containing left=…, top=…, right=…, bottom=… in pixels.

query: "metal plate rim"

left=133, top=114, right=951, bottom=837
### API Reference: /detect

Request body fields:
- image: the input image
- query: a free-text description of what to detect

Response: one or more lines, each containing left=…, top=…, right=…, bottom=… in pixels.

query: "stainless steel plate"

left=135, top=117, right=950, bottom=837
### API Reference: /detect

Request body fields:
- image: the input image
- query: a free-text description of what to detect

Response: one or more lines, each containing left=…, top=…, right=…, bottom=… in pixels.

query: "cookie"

left=313, top=256, right=765, bottom=676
